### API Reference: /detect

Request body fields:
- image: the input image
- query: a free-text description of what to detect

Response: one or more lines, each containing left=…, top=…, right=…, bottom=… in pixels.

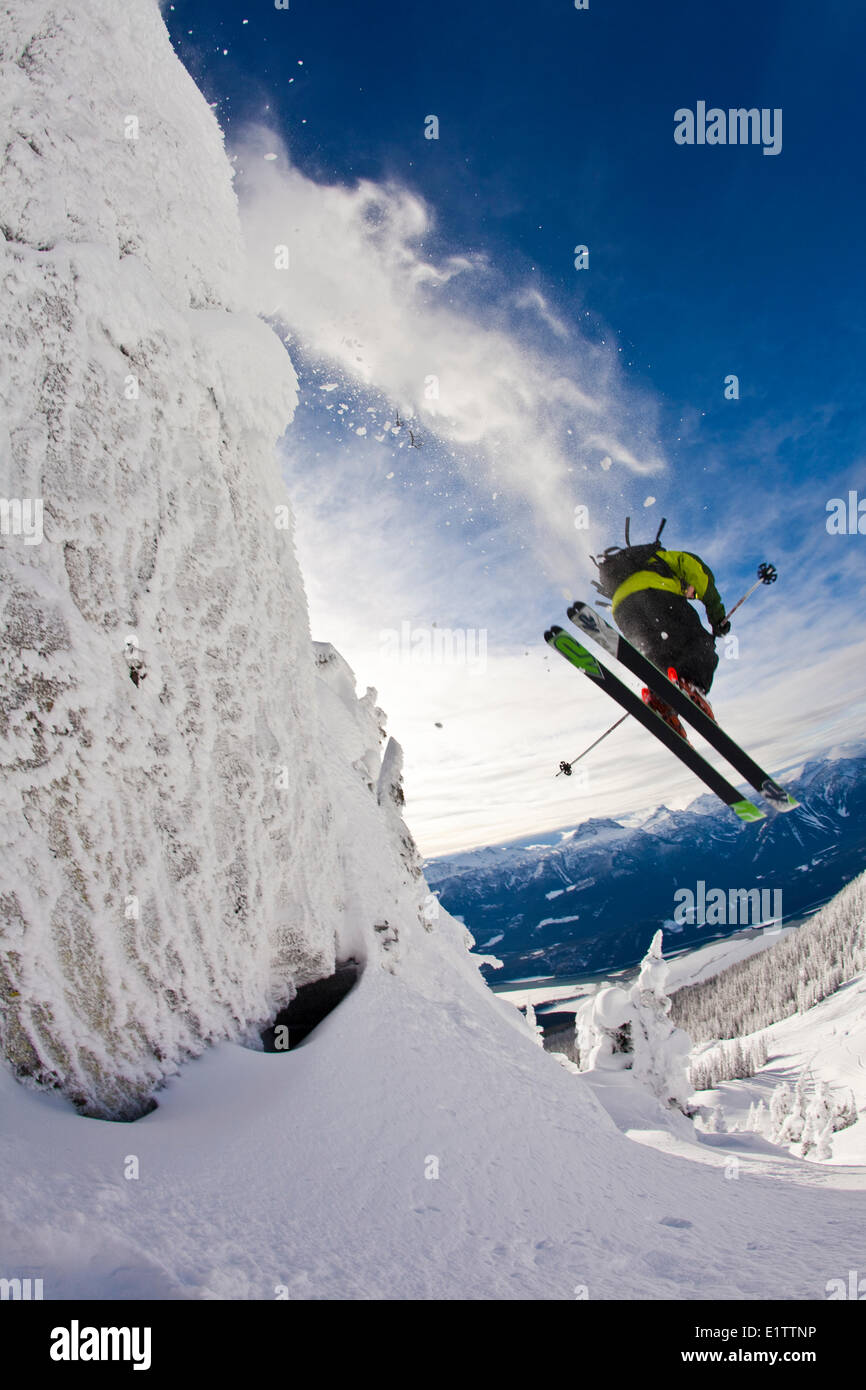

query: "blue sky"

left=164, top=0, right=866, bottom=853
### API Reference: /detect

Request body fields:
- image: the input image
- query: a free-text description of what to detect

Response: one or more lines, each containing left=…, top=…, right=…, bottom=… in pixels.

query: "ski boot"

left=666, top=667, right=716, bottom=722
left=641, top=686, right=690, bottom=741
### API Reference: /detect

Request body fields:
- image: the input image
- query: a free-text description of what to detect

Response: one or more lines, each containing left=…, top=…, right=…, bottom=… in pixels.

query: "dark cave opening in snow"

left=260, top=959, right=362, bottom=1052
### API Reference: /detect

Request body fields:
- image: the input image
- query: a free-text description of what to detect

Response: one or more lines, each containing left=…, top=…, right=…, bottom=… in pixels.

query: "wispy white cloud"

left=234, top=126, right=666, bottom=587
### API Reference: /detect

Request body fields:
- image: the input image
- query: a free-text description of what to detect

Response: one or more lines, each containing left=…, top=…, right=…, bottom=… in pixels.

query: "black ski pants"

left=615, top=589, right=719, bottom=692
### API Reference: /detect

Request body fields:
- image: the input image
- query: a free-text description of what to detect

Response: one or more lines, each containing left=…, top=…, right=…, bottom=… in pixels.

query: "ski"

left=567, top=601, right=799, bottom=813
left=544, top=625, right=765, bottom=823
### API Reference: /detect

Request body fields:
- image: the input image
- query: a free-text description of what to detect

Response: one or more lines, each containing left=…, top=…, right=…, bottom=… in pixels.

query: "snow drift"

left=0, top=0, right=431, bottom=1117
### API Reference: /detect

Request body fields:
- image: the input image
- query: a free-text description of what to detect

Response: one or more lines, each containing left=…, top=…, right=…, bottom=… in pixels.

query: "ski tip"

left=731, top=798, right=766, bottom=824
left=760, top=780, right=800, bottom=813
left=568, top=601, right=618, bottom=651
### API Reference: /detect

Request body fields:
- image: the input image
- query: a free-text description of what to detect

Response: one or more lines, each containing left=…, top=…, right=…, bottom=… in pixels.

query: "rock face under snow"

left=0, top=0, right=428, bottom=1117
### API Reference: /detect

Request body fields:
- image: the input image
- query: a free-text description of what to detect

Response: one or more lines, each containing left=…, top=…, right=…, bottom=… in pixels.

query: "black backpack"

left=590, top=517, right=674, bottom=600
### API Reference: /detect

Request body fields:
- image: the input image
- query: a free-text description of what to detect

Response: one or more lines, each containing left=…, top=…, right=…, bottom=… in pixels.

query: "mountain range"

left=425, top=750, right=866, bottom=981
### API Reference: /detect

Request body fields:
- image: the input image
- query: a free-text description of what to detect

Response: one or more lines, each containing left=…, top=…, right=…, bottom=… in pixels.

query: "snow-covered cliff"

left=0, top=0, right=436, bottom=1117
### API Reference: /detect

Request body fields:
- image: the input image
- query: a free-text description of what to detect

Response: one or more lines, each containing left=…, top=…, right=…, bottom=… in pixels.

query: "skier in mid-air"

left=590, top=518, right=730, bottom=736
left=548, top=521, right=791, bottom=817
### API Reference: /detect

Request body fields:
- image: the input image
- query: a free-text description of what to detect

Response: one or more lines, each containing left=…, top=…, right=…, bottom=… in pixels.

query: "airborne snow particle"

left=385, top=471, right=394, bottom=479
left=600, top=456, right=612, bottom=470
left=643, top=496, right=656, bottom=507
left=263, top=153, right=278, bottom=161
left=356, top=426, right=367, bottom=435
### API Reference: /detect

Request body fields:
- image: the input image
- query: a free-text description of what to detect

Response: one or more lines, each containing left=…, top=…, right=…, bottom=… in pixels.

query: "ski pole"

left=724, top=562, right=777, bottom=622
left=557, top=713, right=629, bottom=776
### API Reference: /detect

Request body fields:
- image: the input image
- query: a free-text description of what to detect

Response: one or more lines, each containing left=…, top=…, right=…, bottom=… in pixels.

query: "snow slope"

left=2, top=921, right=865, bottom=1301
left=689, top=973, right=866, bottom=1167
left=581, top=968, right=866, bottom=1177
left=573, top=878, right=866, bottom=1168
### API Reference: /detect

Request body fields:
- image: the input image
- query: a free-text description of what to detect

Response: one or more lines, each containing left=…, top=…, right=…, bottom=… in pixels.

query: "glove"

left=712, top=618, right=731, bottom=637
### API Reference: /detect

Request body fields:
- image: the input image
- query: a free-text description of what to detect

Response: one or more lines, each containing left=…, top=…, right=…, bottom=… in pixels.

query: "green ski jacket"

left=611, top=549, right=726, bottom=628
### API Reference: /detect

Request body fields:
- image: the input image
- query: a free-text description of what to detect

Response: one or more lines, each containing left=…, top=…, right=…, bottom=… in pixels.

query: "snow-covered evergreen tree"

left=769, top=1081, right=793, bottom=1140
left=801, top=1082, right=835, bottom=1159
left=689, top=1032, right=769, bottom=1090
left=753, top=1077, right=857, bottom=1158
left=630, top=931, right=692, bottom=1110
left=576, top=984, right=633, bottom=1071
left=523, top=1001, right=545, bottom=1046
left=576, top=931, right=692, bottom=1111
left=833, top=1088, right=858, bottom=1132
left=777, top=1080, right=808, bottom=1146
